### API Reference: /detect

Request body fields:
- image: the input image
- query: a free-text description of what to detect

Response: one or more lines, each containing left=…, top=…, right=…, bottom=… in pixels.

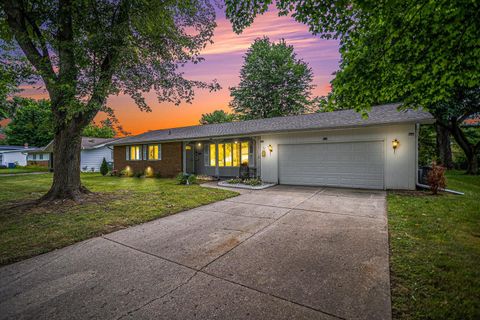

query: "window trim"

left=127, top=145, right=143, bottom=161
left=205, top=140, right=249, bottom=167
left=147, top=144, right=162, bottom=161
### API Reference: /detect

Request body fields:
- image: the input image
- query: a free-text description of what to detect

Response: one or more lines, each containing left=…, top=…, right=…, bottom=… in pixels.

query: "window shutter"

left=126, top=146, right=130, bottom=160
left=158, top=144, right=162, bottom=160
left=142, top=145, right=147, bottom=160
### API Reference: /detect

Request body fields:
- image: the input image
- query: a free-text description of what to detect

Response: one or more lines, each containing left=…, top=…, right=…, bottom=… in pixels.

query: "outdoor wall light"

left=392, top=139, right=400, bottom=153
left=197, top=142, right=202, bottom=147
left=268, top=144, right=273, bottom=154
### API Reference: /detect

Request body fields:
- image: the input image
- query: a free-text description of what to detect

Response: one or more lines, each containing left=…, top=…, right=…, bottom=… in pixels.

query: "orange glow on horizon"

left=16, top=8, right=340, bottom=135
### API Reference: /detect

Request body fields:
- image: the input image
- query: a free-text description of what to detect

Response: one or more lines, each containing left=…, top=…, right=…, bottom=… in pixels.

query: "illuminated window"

left=209, top=144, right=216, bottom=166
left=225, top=143, right=232, bottom=166
left=233, top=143, right=240, bottom=166
left=241, top=142, right=249, bottom=165
left=148, top=144, right=161, bottom=160
left=218, top=143, right=225, bottom=167
left=130, top=145, right=142, bottom=160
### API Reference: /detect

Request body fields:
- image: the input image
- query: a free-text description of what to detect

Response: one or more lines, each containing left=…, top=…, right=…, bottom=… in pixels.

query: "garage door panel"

left=278, top=142, right=384, bottom=189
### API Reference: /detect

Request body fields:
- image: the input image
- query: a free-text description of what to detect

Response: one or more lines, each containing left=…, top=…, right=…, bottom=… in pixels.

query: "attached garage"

left=278, top=141, right=384, bottom=189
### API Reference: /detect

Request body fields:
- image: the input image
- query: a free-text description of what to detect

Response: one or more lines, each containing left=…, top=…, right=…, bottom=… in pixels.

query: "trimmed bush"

left=427, top=161, right=447, bottom=195
left=100, top=158, right=109, bottom=176
left=176, top=172, right=197, bottom=185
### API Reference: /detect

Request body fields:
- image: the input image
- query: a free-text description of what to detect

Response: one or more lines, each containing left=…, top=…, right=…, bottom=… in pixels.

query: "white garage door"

left=278, top=141, right=384, bottom=189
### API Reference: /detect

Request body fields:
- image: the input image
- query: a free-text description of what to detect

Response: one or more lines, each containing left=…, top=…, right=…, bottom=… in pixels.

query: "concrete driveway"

left=0, top=185, right=390, bottom=320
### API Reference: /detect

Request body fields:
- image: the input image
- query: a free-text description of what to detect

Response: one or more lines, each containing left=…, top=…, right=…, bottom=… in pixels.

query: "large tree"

left=199, top=109, right=235, bottom=125
left=82, top=119, right=117, bottom=138
left=4, top=97, right=53, bottom=146
left=225, top=0, right=480, bottom=173
left=230, top=37, right=316, bottom=120
left=1, top=0, right=219, bottom=200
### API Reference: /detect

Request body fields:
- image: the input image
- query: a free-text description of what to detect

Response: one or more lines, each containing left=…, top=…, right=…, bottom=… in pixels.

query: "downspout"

left=415, top=123, right=464, bottom=195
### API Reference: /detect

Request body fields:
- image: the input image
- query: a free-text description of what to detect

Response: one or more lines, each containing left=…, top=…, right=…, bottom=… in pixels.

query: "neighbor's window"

left=130, top=145, right=142, bottom=160
left=241, top=142, right=249, bottom=165
left=148, top=144, right=161, bottom=160
left=209, top=144, right=216, bottom=166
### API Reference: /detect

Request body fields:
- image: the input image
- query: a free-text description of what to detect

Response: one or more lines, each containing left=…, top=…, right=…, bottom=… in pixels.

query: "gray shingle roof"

left=111, top=103, right=434, bottom=145
left=41, top=137, right=119, bottom=152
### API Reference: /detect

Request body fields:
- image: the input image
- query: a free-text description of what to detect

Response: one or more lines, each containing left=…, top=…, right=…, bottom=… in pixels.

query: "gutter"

left=415, top=123, right=464, bottom=195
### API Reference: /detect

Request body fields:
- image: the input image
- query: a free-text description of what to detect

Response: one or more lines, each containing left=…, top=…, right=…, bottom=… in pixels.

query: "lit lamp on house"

left=392, top=139, right=400, bottom=153
left=268, top=144, right=273, bottom=154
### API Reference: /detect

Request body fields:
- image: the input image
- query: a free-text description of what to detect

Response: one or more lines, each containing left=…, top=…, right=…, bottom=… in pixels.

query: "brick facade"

left=27, top=160, right=49, bottom=167
left=113, top=143, right=183, bottom=178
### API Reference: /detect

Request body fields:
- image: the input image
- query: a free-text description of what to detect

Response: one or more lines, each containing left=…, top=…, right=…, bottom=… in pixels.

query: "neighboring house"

left=32, top=137, right=117, bottom=172
left=110, top=104, right=434, bottom=190
left=0, top=145, right=41, bottom=167
left=27, top=149, right=52, bottom=167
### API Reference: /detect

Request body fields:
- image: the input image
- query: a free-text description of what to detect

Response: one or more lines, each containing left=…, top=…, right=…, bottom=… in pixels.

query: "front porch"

left=182, top=137, right=260, bottom=179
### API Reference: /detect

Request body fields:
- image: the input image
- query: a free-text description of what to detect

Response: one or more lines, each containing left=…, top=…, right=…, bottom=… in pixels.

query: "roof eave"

left=110, top=118, right=435, bottom=146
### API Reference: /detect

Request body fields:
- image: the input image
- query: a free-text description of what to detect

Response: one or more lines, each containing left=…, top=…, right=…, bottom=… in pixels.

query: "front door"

left=185, top=144, right=195, bottom=174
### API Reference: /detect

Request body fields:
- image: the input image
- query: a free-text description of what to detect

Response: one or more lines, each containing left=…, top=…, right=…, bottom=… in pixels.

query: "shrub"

left=144, top=167, right=155, bottom=178
left=427, top=161, right=447, bottom=195
left=176, top=172, right=197, bottom=185
left=155, top=172, right=162, bottom=179
left=243, top=178, right=262, bottom=186
left=110, top=169, right=118, bottom=176
left=100, top=158, right=109, bottom=176
left=134, top=172, right=143, bottom=178
left=227, top=178, right=243, bottom=184
left=120, top=167, right=133, bottom=177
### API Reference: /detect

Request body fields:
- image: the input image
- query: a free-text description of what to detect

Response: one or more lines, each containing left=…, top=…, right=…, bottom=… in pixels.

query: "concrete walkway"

left=0, top=186, right=391, bottom=320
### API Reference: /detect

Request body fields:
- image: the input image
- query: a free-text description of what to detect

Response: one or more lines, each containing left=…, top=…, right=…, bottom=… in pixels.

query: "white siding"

left=0, top=151, right=28, bottom=166
left=80, top=146, right=113, bottom=172
left=27, top=153, right=50, bottom=161
left=260, top=124, right=417, bottom=190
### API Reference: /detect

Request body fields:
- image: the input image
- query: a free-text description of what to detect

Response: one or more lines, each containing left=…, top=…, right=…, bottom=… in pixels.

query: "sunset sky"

left=20, top=5, right=340, bottom=135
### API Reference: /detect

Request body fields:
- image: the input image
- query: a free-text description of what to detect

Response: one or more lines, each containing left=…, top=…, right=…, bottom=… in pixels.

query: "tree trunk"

left=435, top=123, right=453, bottom=169
left=466, top=152, right=478, bottom=175
left=448, top=119, right=479, bottom=175
left=40, top=122, right=90, bottom=202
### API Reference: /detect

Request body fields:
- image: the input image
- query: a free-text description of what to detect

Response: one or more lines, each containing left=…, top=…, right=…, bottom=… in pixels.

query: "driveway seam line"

left=195, top=190, right=326, bottom=271
left=101, top=236, right=346, bottom=320
left=115, top=271, right=200, bottom=320
left=223, top=199, right=385, bottom=220
left=193, top=208, right=275, bottom=220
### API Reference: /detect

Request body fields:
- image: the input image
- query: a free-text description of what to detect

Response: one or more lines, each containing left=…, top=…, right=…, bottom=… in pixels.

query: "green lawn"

left=388, top=171, right=480, bottom=319
left=0, top=173, right=237, bottom=265
left=0, top=165, right=49, bottom=174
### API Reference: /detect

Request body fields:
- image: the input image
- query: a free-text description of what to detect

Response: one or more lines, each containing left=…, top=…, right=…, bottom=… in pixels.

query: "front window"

left=130, top=145, right=142, bottom=160
left=209, top=144, right=216, bottom=166
left=148, top=144, right=161, bottom=160
left=218, top=143, right=225, bottom=167
left=241, top=142, right=249, bottom=165
left=206, top=141, right=249, bottom=167
left=39, top=154, right=43, bottom=160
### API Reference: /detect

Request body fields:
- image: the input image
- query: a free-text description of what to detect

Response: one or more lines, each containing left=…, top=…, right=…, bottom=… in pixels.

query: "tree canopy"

left=4, top=97, right=53, bottom=147
left=225, top=0, right=480, bottom=173
left=82, top=119, right=117, bottom=138
left=1, top=0, right=219, bottom=200
left=199, top=109, right=236, bottom=125
left=230, top=37, right=316, bottom=120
